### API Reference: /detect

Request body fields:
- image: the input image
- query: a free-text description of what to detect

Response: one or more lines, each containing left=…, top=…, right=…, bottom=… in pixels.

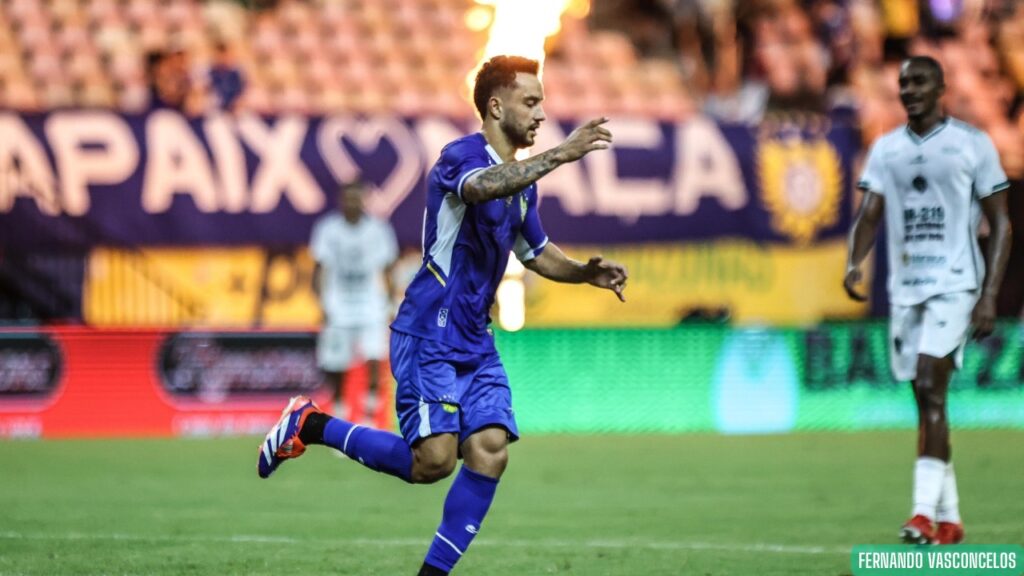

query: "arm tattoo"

left=463, top=149, right=563, bottom=203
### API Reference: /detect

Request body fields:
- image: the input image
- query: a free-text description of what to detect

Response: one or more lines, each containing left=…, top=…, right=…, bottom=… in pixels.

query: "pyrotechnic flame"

left=465, top=0, right=589, bottom=91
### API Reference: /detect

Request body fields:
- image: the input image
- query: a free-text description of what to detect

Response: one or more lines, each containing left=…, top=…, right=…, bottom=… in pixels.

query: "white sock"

left=364, top=393, right=379, bottom=414
left=935, top=462, right=961, bottom=524
left=912, top=457, right=946, bottom=519
left=360, top=394, right=379, bottom=427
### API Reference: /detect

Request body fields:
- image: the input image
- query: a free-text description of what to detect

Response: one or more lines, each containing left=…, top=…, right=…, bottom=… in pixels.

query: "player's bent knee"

left=411, top=458, right=456, bottom=484
left=922, top=392, right=947, bottom=413
left=462, top=430, right=509, bottom=478
left=469, top=446, right=508, bottom=478
left=410, top=450, right=457, bottom=483
left=409, top=435, right=458, bottom=484
left=913, top=373, right=942, bottom=395
left=914, top=377, right=946, bottom=407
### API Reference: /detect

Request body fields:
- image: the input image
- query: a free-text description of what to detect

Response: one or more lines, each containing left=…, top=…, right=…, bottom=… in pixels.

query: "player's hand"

left=583, top=256, right=628, bottom=302
left=556, top=118, right=613, bottom=163
left=971, top=293, right=997, bottom=340
left=843, top=265, right=868, bottom=302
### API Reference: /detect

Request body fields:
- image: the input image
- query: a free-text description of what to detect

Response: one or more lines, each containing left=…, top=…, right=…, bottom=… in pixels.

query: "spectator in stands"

left=699, top=2, right=771, bottom=124
left=147, top=49, right=183, bottom=109
left=590, top=0, right=677, bottom=59
left=207, top=42, right=245, bottom=112
left=146, top=47, right=204, bottom=115
left=878, top=0, right=919, bottom=58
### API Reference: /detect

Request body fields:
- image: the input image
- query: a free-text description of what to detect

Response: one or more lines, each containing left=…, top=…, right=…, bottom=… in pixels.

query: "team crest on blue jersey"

left=519, top=194, right=527, bottom=220
left=758, top=137, right=842, bottom=245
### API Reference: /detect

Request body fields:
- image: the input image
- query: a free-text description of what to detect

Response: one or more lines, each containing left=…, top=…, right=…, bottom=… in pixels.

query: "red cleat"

left=900, top=515, right=937, bottom=545
left=935, top=522, right=965, bottom=545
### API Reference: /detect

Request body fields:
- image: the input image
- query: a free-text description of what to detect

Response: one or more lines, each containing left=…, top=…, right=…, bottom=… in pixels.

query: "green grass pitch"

left=1, top=431, right=1022, bottom=575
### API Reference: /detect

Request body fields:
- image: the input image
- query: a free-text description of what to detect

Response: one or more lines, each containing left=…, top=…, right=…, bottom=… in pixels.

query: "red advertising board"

left=0, top=328, right=391, bottom=438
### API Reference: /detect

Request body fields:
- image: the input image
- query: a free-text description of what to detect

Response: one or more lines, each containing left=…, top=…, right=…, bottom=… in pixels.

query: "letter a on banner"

left=0, top=113, right=60, bottom=215
left=673, top=117, right=747, bottom=215
left=45, top=111, right=138, bottom=216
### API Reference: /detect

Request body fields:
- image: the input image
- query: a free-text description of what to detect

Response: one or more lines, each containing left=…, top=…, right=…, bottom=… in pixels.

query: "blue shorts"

left=390, top=331, right=519, bottom=448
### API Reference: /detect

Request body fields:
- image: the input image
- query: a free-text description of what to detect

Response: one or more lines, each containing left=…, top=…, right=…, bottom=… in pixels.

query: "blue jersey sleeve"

left=513, top=188, right=548, bottom=262
left=435, top=140, right=492, bottom=201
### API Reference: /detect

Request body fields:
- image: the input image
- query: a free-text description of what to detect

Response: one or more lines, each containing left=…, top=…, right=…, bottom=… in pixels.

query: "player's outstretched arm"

left=971, top=191, right=1012, bottom=339
left=523, top=242, right=628, bottom=302
left=844, top=190, right=884, bottom=302
left=462, top=118, right=613, bottom=204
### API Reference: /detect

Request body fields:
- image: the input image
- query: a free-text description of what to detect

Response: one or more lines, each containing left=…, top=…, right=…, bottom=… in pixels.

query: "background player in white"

left=311, top=181, right=399, bottom=424
left=844, top=56, right=1012, bottom=545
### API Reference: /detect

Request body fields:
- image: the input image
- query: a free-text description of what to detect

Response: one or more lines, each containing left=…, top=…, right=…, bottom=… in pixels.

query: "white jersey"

left=858, top=118, right=1009, bottom=305
left=310, top=213, right=398, bottom=327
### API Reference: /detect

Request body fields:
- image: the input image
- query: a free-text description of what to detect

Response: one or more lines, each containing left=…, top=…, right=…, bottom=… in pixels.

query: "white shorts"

left=889, top=291, right=978, bottom=382
left=316, top=323, right=388, bottom=372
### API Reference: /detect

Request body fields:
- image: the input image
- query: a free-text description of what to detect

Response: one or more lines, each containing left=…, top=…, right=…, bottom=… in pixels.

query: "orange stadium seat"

left=0, top=0, right=1015, bottom=133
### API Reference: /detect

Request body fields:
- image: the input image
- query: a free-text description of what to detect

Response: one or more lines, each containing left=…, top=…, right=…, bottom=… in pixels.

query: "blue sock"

left=424, top=466, right=499, bottom=573
left=322, top=418, right=412, bottom=482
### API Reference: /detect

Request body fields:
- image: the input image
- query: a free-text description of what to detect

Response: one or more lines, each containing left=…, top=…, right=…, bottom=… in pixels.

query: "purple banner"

left=0, top=111, right=859, bottom=250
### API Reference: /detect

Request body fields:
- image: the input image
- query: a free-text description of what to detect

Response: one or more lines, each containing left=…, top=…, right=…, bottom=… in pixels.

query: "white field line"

left=0, top=531, right=847, bottom=555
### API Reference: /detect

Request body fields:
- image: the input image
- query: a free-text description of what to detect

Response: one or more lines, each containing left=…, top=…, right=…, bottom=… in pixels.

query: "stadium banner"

left=81, top=241, right=869, bottom=327
left=0, top=328, right=389, bottom=438
left=82, top=246, right=322, bottom=327
left=0, top=111, right=858, bottom=250
left=1, top=324, right=1021, bottom=438
left=523, top=239, right=867, bottom=326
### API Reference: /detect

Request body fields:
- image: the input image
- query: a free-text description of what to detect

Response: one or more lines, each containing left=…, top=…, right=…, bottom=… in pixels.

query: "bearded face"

left=496, top=73, right=546, bottom=149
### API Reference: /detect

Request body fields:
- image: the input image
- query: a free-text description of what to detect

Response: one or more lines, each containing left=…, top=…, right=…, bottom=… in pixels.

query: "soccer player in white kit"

left=844, top=56, right=1012, bottom=545
left=311, top=181, right=399, bottom=424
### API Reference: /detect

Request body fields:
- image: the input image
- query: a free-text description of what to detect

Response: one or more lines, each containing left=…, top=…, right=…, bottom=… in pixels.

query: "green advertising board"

left=495, top=322, right=1024, bottom=434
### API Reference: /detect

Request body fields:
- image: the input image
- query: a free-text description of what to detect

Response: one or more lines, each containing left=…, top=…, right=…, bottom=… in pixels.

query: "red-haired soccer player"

left=259, top=55, right=628, bottom=574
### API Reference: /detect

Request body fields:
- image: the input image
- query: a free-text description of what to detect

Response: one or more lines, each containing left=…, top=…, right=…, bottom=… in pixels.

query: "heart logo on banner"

left=317, top=116, right=424, bottom=218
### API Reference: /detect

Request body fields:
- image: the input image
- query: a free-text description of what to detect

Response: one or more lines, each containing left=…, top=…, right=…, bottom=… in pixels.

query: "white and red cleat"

left=935, top=522, right=965, bottom=545
left=899, top=514, right=937, bottom=545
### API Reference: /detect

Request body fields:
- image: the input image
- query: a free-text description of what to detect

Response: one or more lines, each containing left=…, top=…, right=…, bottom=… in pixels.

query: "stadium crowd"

left=1, top=0, right=1022, bottom=315
left=0, top=0, right=1020, bottom=170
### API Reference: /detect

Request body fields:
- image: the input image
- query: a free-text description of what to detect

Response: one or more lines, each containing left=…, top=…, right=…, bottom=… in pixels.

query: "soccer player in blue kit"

left=257, top=55, right=628, bottom=575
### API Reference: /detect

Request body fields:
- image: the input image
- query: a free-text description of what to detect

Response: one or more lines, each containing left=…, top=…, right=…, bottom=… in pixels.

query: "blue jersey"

left=391, top=133, right=548, bottom=353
